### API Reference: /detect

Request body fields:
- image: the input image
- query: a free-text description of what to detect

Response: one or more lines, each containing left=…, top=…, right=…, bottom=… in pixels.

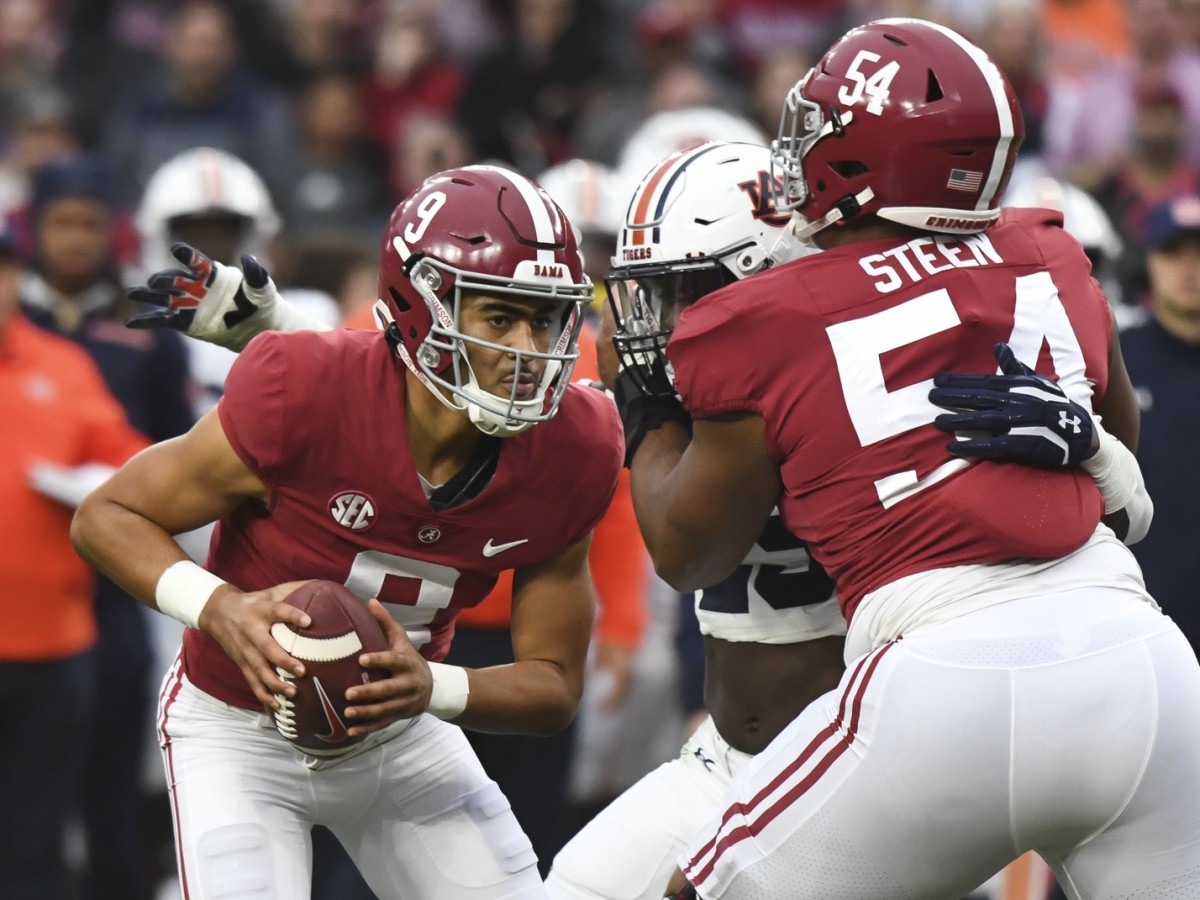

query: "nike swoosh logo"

left=482, top=538, right=530, bottom=557
left=313, top=677, right=349, bottom=743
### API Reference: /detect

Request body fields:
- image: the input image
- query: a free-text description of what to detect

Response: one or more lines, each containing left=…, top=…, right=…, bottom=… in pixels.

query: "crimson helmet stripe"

left=877, top=18, right=1016, bottom=212
left=478, top=164, right=559, bottom=264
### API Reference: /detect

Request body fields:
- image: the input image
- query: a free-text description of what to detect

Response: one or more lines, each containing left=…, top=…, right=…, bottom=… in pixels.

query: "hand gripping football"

left=268, top=581, right=389, bottom=755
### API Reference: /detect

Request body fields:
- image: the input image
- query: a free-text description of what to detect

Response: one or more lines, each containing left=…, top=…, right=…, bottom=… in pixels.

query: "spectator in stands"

left=1094, top=83, right=1200, bottom=303
left=18, top=156, right=193, bottom=900
left=456, top=0, right=611, bottom=171
left=389, top=113, right=473, bottom=200
left=102, top=1, right=294, bottom=206
left=1119, top=194, right=1200, bottom=654
left=0, top=213, right=149, bottom=900
left=362, top=5, right=463, bottom=168
left=1047, top=0, right=1200, bottom=188
left=281, top=73, right=391, bottom=246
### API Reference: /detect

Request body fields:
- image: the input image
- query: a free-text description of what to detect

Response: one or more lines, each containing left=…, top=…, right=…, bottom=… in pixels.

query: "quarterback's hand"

left=126, top=243, right=282, bottom=351
left=929, top=342, right=1098, bottom=468
left=200, top=581, right=314, bottom=710
left=343, top=599, right=432, bottom=735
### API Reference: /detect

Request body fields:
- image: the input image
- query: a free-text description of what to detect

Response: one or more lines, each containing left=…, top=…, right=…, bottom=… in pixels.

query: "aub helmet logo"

left=330, top=492, right=377, bottom=531
left=738, top=171, right=790, bottom=227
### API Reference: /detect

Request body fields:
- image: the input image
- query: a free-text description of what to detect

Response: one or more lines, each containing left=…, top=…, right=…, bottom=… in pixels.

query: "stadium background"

left=1, top=1, right=1193, bottom=898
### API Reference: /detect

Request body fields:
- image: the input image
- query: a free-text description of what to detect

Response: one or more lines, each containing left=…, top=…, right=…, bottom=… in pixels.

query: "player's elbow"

left=70, top=493, right=103, bottom=565
left=651, top=548, right=736, bottom=594
left=526, top=691, right=580, bottom=736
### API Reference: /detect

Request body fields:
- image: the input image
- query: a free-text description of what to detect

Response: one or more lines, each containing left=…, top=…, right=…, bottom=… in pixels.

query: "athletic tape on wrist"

left=269, top=294, right=333, bottom=334
left=155, top=560, right=226, bottom=629
left=1080, top=425, right=1139, bottom=512
left=426, top=662, right=470, bottom=720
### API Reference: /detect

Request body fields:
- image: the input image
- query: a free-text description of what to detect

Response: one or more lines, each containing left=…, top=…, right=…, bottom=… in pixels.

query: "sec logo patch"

left=329, top=492, right=377, bottom=531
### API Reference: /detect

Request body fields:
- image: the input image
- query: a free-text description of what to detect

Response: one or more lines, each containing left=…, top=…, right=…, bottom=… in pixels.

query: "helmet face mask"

left=607, top=141, right=807, bottom=394
left=606, top=259, right=736, bottom=392
left=378, top=165, right=592, bottom=437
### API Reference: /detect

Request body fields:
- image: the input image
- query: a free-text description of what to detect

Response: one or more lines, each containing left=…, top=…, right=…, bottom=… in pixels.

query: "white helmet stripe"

left=876, top=18, right=1015, bottom=212
left=478, top=164, right=557, bottom=264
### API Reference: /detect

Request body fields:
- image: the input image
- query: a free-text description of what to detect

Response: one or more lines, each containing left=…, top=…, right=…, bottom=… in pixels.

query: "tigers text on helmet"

left=134, top=147, right=280, bottom=274
left=771, top=17, right=1024, bottom=244
left=606, top=141, right=810, bottom=396
left=376, top=165, right=592, bottom=438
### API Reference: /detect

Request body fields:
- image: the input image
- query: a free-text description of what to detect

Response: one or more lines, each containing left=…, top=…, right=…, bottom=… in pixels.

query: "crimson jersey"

left=669, top=208, right=1111, bottom=622
left=185, top=328, right=622, bottom=709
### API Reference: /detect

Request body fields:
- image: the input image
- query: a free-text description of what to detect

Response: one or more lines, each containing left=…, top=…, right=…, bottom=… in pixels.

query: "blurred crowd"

left=2, top=0, right=1199, bottom=899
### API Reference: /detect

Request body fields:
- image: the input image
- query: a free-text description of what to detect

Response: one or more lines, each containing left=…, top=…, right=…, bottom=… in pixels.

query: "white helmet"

left=616, top=107, right=767, bottom=192
left=1003, top=175, right=1124, bottom=302
left=536, top=159, right=626, bottom=239
left=134, top=147, right=281, bottom=274
left=607, top=141, right=807, bottom=388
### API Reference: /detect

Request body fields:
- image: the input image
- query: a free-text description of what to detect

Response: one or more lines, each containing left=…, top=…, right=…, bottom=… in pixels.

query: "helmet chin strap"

left=791, top=187, right=876, bottom=244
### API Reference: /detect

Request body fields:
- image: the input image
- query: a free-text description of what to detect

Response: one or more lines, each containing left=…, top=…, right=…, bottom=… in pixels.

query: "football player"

left=544, top=141, right=847, bottom=900
left=71, top=165, right=621, bottom=899
left=612, top=18, right=1196, bottom=900
left=132, top=146, right=340, bottom=418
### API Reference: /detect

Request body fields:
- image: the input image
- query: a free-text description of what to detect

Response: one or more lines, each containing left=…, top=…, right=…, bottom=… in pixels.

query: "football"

left=267, top=580, right=389, bottom=755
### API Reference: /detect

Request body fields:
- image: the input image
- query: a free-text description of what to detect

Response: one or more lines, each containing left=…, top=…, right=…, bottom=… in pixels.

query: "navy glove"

left=611, top=350, right=691, bottom=469
left=126, top=243, right=272, bottom=348
left=929, top=342, right=1096, bottom=469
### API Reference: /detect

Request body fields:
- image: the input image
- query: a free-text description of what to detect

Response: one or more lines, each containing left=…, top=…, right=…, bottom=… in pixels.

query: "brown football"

left=267, top=580, right=389, bottom=755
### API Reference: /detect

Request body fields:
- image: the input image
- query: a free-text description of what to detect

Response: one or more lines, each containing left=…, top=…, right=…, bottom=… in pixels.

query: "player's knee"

left=193, top=822, right=277, bottom=898
left=465, top=782, right=538, bottom=875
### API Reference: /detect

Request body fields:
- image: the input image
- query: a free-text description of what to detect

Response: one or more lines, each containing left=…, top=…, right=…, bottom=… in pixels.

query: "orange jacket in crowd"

left=344, top=305, right=649, bottom=650
left=0, top=314, right=149, bottom=661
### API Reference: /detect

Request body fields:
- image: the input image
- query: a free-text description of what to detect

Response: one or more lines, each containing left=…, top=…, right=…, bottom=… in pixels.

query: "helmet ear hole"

left=926, top=70, right=944, bottom=102
left=829, top=160, right=869, bottom=179
left=388, top=286, right=411, bottom=312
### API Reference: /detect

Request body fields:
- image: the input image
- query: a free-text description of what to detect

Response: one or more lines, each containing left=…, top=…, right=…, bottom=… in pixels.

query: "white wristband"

left=155, top=560, right=227, bottom=629
left=426, top=662, right=470, bottom=720
left=1080, top=423, right=1154, bottom=544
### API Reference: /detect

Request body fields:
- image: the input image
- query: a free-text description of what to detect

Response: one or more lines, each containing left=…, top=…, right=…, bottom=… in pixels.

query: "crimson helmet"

left=771, top=18, right=1024, bottom=243
left=376, top=165, right=592, bottom=437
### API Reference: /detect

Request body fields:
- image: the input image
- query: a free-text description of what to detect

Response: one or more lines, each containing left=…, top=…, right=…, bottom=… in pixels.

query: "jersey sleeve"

left=669, top=276, right=812, bottom=438
left=559, top=384, right=624, bottom=546
left=217, top=332, right=293, bottom=486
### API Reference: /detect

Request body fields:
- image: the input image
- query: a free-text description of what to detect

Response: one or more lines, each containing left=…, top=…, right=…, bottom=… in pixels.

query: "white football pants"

left=546, top=715, right=752, bottom=900
left=682, top=589, right=1200, bottom=899
left=156, top=659, right=547, bottom=899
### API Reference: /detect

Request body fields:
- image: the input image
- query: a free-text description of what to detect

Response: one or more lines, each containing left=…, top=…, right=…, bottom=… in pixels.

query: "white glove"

left=29, top=462, right=116, bottom=508
left=126, top=243, right=331, bottom=351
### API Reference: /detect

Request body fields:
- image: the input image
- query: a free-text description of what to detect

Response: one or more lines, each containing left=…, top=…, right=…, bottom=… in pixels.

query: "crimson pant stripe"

left=157, top=654, right=192, bottom=899
left=686, top=640, right=898, bottom=886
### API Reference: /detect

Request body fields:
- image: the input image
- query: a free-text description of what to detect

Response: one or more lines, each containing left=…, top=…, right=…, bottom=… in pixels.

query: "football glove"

left=929, top=342, right=1096, bottom=469
left=610, top=344, right=691, bottom=469
left=127, top=243, right=326, bottom=351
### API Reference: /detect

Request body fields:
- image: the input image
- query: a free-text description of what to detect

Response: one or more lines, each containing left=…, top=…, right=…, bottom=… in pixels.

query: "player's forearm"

left=71, top=495, right=200, bottom=609
left=630, top=424, right=745, bottom=592
left=450, top=659, right=581, bottom=736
